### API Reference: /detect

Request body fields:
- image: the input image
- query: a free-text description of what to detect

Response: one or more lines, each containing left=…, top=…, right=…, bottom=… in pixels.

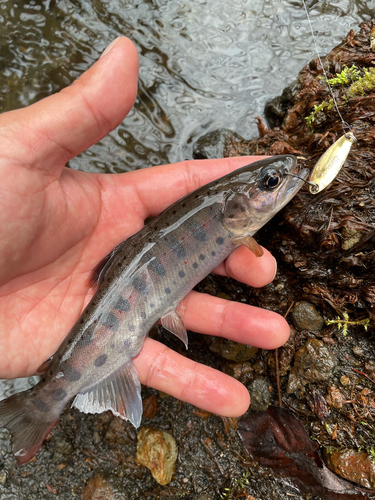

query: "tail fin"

left=0, top=393, right=57, bottom=465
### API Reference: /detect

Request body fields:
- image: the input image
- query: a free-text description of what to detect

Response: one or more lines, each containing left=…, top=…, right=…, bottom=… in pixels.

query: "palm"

left=0, top=37, right=289, bottom=418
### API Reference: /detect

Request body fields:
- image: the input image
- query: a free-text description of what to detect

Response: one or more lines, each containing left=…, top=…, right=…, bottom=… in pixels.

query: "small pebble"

left=291, top=301, right=324, bottom=331
left=250, top=377, right=270, bottom=412
left=0, top=470, right=7, bottom=485
left=136, top=427, right=178, bottom=485
left=353, top=346, right=364, bottom=356
left=340, top=375, right=350, bottom=386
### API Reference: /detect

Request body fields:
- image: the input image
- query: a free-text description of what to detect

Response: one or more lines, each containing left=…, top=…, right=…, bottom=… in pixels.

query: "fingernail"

left=100, top=37, right=121, bottom=59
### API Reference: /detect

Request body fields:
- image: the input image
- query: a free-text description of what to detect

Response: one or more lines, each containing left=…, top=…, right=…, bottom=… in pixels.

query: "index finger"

left=99, top=156, right=266, bottom=221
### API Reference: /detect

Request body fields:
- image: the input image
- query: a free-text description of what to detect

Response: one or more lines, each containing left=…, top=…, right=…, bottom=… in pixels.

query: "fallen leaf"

left=238, top=406, right=375, bottom=499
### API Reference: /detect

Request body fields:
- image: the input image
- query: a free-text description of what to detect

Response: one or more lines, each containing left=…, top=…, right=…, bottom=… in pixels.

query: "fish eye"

left=259, top=167, right=283, bottom=191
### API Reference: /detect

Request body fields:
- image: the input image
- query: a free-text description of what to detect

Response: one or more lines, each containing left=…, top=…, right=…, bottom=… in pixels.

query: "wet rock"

left=53, top=435, right=73, bottom=455
left=193, top=128, right=244, bottom=160
left=81, top=471, right=129, bottom=500
left=249, top=377, right=270, bottom=412
left=291, top=301, right=324, bottom=331
left=287, top=339, right=336, bottom=394
left=136, top=427, right=178, bottom=485
left=222, top=361, right=253, bottom=382
left=264, top=78, right=300, bottom=128
left=324, top=449, right=375, bottom=489
left=206, top=336, right=258, bottom=362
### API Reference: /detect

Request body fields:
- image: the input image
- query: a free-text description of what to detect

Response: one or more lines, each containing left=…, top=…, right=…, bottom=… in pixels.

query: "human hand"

left=0, top=37, right=289, bottom=418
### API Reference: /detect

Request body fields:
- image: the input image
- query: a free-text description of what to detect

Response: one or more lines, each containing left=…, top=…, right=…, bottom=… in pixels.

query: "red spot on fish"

left=185, top=261, right=187, bottom=264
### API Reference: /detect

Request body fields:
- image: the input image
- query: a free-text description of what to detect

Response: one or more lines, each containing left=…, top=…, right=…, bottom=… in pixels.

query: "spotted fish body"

left=0, top=155, right=308, bottom=464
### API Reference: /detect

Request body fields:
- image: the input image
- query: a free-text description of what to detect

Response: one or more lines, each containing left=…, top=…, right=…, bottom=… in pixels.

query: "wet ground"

left=1, top=1, right=375, bottom=499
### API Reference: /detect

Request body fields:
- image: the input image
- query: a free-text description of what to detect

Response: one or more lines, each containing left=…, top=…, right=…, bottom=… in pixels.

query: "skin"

left=0, top=37, right=289, bottom=418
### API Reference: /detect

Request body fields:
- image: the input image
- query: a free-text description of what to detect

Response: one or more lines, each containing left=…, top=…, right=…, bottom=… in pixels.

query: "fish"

left=309, top=132, right=357, bottom=194
left=0, top=155, right=308, bottom=465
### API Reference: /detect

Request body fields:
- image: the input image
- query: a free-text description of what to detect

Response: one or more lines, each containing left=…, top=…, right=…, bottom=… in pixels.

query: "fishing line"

left=285, top=173, right=319, bottom=192
left=301, top=0, right=353, bottom=134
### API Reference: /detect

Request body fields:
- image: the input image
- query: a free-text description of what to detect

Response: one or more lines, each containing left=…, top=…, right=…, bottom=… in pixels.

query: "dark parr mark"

left=133, top=277, right=148, bottom=295
left=193, top=262, right=198, bottom=269
left=212, top=251, right=216, bottom=256
left=51, top=389, right=67, bottom=401
left=114, top=296, right=130, bottom=312
left=165, top=288, right=171, bottom=294
left=102, top=312, right=118, bottom=330
left=63, top=364, right=81, bottom=382
left=216, top=237, right=224, bottom=245
left=164, top=234, right=186, bottom=258
left=148, top=259, right=166, bottom=276
left=192, top=226, right=207, bottom=242
left=94, top=354, right=107, bottom=367
left=199, top=254, right=205, bottom=260
left=141, top=312, right=146, bottom=319
left=174, top=243, right=186, bottom=258
left=33, top=399, right=49, bottom=413
left=178, top=270, right=185, bottom=278
left=129, top=325, right=135, bottom=332
left=185, top=218, right=207, bottom=242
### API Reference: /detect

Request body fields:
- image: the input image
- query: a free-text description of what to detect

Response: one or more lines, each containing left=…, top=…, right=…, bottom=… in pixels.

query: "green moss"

left=347, top=67, right=375, bottom=97
left=326, top=311, right=370, bottom=336
left=327, top=64, right=361, bottom=86
left=305, top=64, right=375, bottom=130
left=305, top=99, right=334, bottom=131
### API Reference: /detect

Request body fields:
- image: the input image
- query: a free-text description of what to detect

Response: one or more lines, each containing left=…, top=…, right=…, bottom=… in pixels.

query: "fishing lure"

left=309, top=132, right=357, bottom=194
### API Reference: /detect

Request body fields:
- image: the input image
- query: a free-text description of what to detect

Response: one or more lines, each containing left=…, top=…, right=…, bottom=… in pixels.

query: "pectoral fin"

left=73, top=361, right=142, bottom=428
left=161, top=310, right=188, bottom=349
left=232, top=235, right=264, bottom=257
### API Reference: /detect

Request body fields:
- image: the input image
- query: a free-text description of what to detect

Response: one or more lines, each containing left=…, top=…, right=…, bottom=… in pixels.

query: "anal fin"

left=161, top=309, right=188, bottom=349
left=232, top=235, right=264, bottom=257
left=73, top=361, right=142, bottom=428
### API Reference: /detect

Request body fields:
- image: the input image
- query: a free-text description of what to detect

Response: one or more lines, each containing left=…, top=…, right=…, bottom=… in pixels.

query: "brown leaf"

left=238, top=406, right=374, bottom=499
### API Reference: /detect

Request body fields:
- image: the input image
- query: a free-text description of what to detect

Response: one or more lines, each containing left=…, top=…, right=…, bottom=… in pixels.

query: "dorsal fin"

left=87, top=245, right=121, bottom=288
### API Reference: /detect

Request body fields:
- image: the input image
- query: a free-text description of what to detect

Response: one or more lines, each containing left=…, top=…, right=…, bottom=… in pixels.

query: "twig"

left=275, top=301, right=295, bottom=407
left=200, top=438, right=228, bottom=478
left=352, top=368, right=375, bottom=385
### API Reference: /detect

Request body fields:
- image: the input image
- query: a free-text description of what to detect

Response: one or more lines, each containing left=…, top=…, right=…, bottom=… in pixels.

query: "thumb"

left=0, top=37, right=138, bottom=176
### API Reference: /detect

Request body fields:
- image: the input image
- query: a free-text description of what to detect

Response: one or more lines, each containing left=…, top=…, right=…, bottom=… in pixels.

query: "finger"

left=177, top=291, right=290, bottom=349
left=135, top=338, right=250, bottom=417
left=213, top=246, right=277, bottom=288
left=99, top=155, right=267, bottom=222
left=0, top=37, right=138, bottom=175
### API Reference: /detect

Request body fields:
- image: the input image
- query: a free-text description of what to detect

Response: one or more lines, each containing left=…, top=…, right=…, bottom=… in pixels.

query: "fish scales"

left=0, top=155, right=309, bottom=464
